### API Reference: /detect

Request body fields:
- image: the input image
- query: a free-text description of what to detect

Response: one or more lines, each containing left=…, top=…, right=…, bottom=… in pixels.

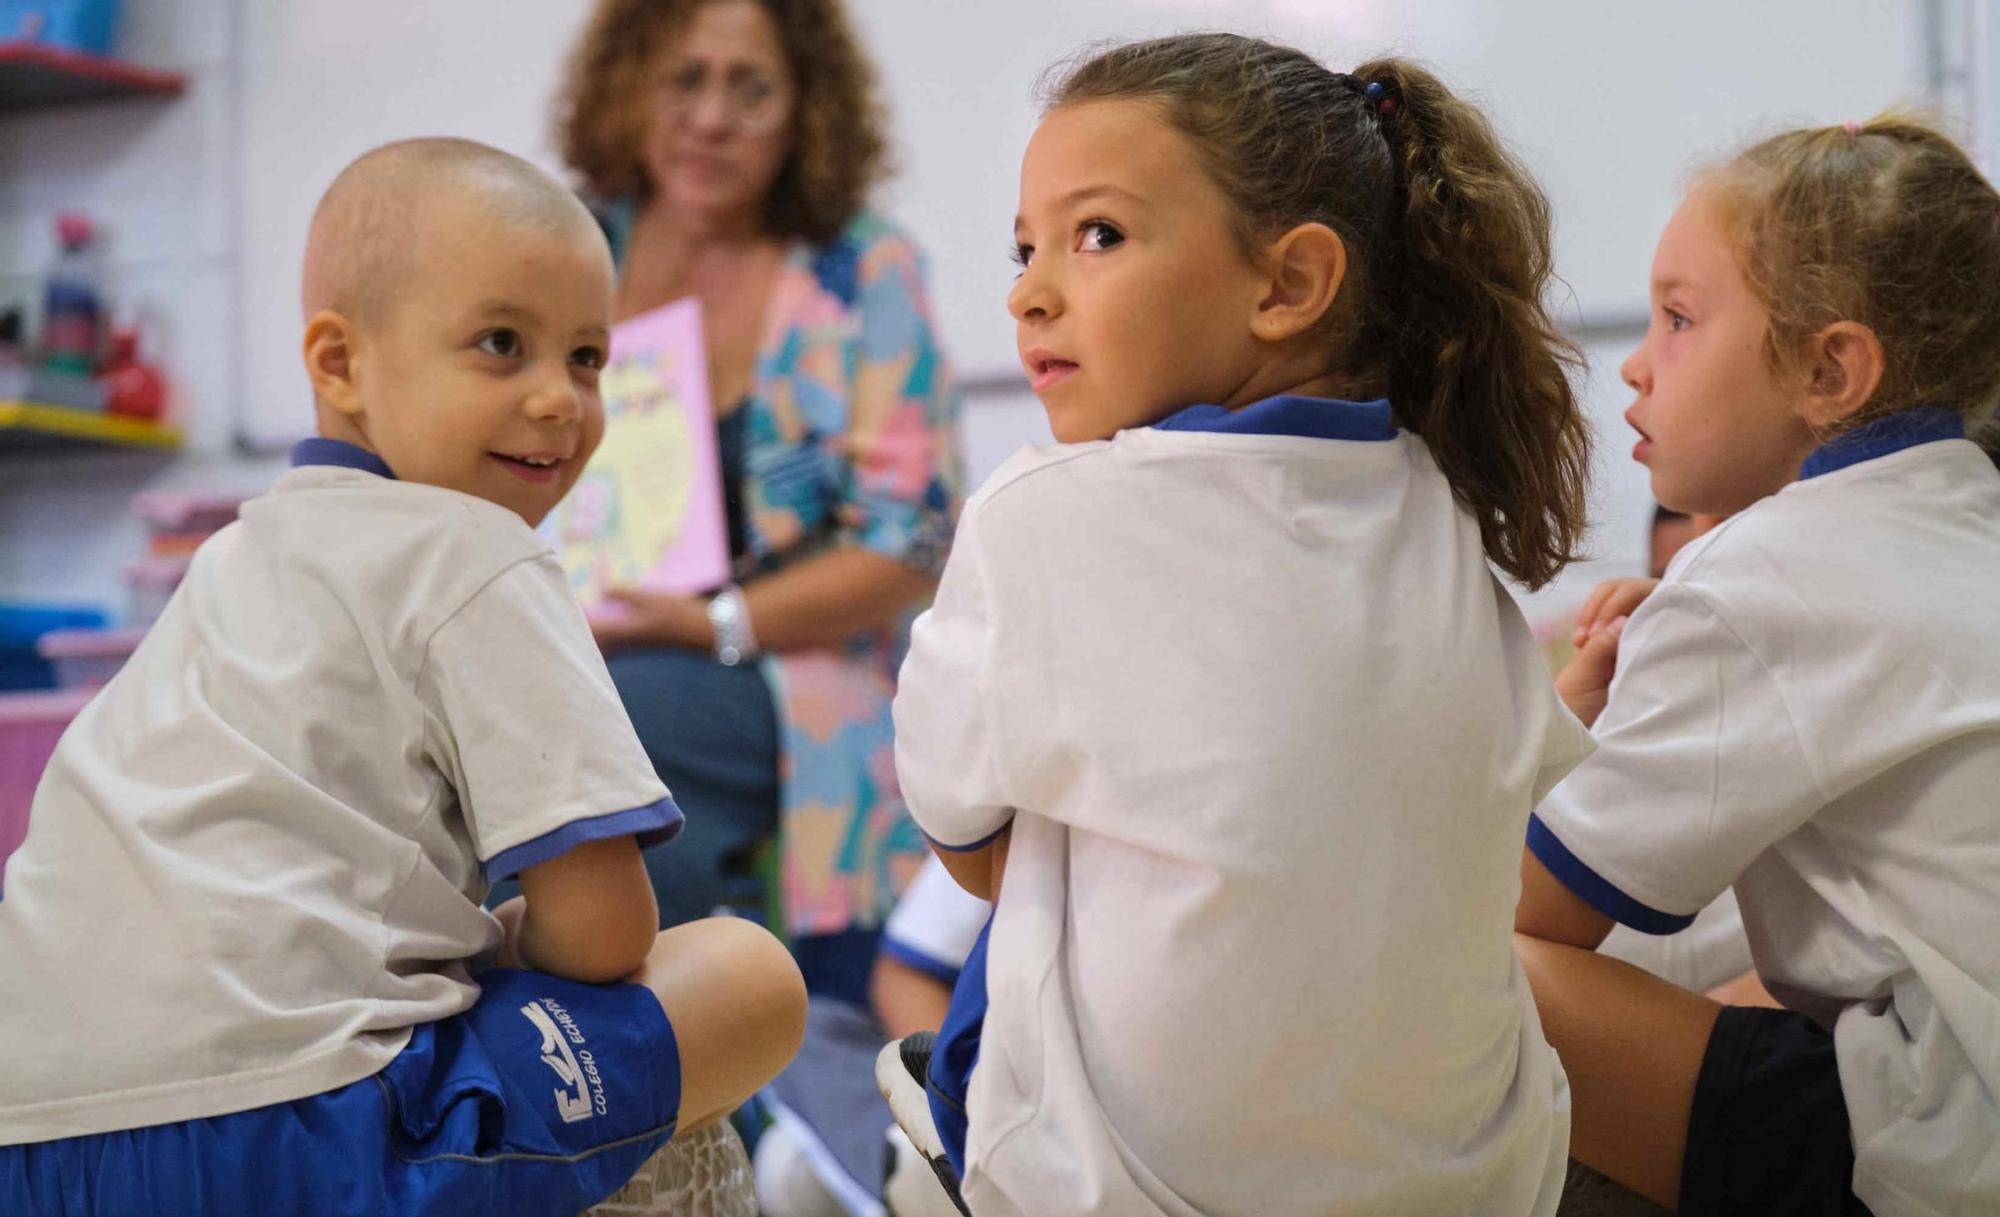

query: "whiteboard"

left=238, top=0, right=1926, bottom=444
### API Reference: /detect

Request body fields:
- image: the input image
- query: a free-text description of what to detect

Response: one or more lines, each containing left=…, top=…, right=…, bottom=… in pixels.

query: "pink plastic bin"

left=35, top=628, right=143, bottom=689
left=122, top=556, right=189, bottom=627
left=0, top=688, right=93, bottom=887
left=130, top=491, right=246, bottom=536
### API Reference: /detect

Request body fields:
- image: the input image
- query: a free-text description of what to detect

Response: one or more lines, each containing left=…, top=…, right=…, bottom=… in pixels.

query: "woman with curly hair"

left=548, top=0, right=962, bottom=1056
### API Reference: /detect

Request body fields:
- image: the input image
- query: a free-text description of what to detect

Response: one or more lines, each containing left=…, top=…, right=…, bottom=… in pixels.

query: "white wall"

left=235, top=1, right=598, bottom=451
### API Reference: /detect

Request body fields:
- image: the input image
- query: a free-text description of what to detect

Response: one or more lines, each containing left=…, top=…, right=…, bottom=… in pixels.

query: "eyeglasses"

left=652, top=60, right=792, bottom=135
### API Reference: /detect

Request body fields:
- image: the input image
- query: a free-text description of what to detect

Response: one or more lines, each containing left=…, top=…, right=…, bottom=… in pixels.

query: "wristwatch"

left=706, top=584, right=759, bottom=667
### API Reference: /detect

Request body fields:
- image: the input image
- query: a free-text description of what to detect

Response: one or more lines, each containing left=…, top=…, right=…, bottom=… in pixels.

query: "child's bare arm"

left=870, top=954, right=956, bottom=1039
left=1515, top=848, right=1614, bottom=950
left=510, top=836, right=660, bottom=983
left=933, top=824, right=1011, bottom=902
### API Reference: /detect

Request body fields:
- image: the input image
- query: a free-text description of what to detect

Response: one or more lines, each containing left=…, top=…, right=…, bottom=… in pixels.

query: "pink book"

left=549, top=297, right=729, bottom=621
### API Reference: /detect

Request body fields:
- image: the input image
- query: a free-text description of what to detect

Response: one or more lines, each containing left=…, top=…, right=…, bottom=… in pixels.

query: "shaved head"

left=301, top=137, right=606, bottom=325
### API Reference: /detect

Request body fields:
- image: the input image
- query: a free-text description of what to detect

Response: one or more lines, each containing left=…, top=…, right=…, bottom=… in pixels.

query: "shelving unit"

left=0, top=41, right=185, bottom=111
left=1, top=43, right=188, bottom=458
left=0, top=401, right=182, bottom=454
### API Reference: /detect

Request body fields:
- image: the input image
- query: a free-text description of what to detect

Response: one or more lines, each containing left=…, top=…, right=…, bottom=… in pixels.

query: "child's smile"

left=340, top=196, right=615, bottom=527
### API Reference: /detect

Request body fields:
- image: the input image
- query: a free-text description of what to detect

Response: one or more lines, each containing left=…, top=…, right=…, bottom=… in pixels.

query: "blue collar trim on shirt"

left=1154, top=394, right=1397, bottom=442
left=1799, top=406, right=1964, bottom=480
left=290, top=438, right=397, bottom=480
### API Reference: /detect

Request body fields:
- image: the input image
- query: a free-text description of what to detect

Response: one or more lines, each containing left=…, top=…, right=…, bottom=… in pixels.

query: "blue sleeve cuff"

left=483, top=797, right=684, bottom=883
left=924, top=817, right=1013, bottom=854
left=1526, top=814, right=1696, bottom=936
left=879, top=937, right=963, bottom=985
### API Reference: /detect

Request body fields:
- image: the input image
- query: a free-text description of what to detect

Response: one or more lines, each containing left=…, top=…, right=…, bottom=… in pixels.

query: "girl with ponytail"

left=1520, top=117, right=2000, bottom=1216
left=882, top=34, right=1593, bottom=1217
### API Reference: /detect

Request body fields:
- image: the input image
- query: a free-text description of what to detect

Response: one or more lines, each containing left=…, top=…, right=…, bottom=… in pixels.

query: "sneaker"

left=874, top=1034, right=970, bottom=1216
left=885, top=1125, right=973, bottom=1217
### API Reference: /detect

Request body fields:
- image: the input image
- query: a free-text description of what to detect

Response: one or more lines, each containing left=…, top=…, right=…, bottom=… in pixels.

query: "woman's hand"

left=590, top=586, right=717, bottom=652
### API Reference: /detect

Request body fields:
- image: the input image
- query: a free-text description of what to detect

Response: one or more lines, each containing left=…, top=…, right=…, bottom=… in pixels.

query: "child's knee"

left=646, top=917, right=806, bottom=1055
left=641, top=918, right=806, bottom=1130
left=710, top=918, right=807, bottom=1047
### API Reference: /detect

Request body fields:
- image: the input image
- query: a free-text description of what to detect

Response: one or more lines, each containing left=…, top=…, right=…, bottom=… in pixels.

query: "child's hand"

left=589, top=587, right=716, bottom=652
left=1707, top=969, right=1784, bottom=1009
left=1570, top=577, right=1658, bottom=648
left=1556, top=615, right=1626, bottom=728
left=489, top=895, right=529, bottom=969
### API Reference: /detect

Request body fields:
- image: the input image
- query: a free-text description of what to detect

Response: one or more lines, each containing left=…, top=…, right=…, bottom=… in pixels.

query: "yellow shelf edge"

left=0, top=400, right=183, bottom=450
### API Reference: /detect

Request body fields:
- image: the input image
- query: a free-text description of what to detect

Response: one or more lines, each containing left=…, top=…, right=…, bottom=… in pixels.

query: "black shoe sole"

left=881, top=1033, right=971, bottom=1216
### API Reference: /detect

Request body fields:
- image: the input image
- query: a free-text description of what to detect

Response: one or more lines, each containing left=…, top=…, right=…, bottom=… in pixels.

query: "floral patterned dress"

left=599, top=203, right=964, bottom=948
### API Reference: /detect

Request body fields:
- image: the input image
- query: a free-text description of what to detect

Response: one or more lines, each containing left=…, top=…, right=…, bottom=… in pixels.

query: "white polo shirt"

left=895, top=396, right=1592, bottom=1217
left=0, top=440, right=678, bottom=1145
left=881, top=855, right=989, bottom=983
left=1532, top=415, right=2000, bottom=1216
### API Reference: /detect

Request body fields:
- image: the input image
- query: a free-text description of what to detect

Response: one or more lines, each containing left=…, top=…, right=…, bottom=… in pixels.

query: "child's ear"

left=303, top=310, right=365, bottom=420
left=1250, top=223, right=1346, bottom=343
left=1801, top=320, right=1885, bottom=427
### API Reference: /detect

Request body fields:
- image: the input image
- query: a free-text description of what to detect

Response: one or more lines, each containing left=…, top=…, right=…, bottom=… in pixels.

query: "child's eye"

left=571, top=345, right=606, bottom=371
left=477, top=329, right=524, bottom=358
left=1078, top=220, right=1125, bottom=253
left=1011, top=242, right=1034, bottom=269
left=1663, top=308, right=1691, bottom=333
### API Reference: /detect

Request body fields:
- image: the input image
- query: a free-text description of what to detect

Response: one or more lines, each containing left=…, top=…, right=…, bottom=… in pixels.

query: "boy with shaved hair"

left=0, top=138, right=803, bottom=1217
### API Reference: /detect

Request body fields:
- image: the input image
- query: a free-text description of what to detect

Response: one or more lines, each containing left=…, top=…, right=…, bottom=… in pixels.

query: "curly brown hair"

left=1053, top=36, right=1591, bottom=589
left=555, top=0, right=888, bottom=245
left=1702, top=116, right=2000, bottom=436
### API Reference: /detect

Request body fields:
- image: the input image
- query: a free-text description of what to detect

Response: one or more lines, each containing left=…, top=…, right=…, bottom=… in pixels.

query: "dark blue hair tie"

left=1362, top=79, right=1398, bottom=118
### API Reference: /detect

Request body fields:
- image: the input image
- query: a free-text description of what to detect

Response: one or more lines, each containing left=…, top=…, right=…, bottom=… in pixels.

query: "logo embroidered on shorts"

left=521, top=999, right=611, bottom=1124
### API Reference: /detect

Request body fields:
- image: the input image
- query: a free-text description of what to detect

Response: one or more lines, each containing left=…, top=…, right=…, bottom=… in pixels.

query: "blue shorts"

left=0, top=968, right=681, bottom=1217
left=928, top=916, right=991, bottom=1178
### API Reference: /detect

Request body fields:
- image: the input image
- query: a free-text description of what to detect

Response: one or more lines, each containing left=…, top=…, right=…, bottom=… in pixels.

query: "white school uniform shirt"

left=882, top=855, right=990, bottom=983
left=1531, top=412, right=2000, bottom=1217
left=894, top=395, right=1593, bottom=1217
left=0, top=440, right=678, bottom=1145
